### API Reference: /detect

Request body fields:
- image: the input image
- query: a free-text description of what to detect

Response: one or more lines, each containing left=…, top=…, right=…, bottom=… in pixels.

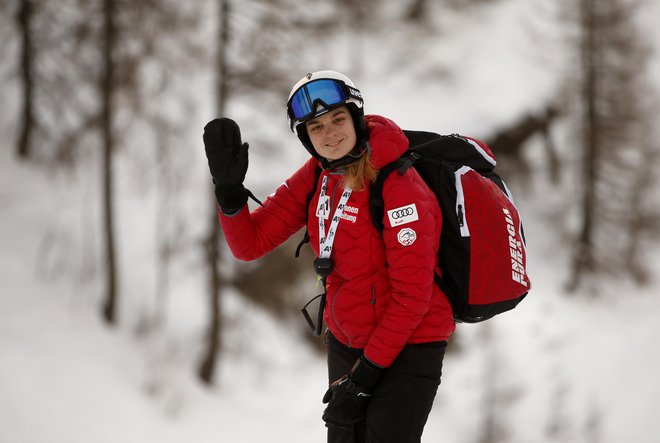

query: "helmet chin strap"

left=322, top=143, right=369, bottom=171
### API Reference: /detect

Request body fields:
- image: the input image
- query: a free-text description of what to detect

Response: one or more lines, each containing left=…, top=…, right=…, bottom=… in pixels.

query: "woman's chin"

left=322, top=146, right=352, bottom=160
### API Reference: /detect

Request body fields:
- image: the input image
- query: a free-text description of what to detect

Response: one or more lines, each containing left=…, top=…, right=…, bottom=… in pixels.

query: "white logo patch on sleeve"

left=397, top=228, right=417, bottom=246
left=387, top=203, right=419, bottom=227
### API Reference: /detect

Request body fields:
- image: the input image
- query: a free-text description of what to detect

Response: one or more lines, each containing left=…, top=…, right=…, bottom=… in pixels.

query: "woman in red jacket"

left=203, top=70, right=455, bottom=443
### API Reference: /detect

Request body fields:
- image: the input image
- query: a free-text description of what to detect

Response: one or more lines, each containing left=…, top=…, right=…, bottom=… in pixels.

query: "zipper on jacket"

left=330, top=286, right=352, bottom=348
left=330, top=178, right=341, bottom=215
left=327, top=177, right=353, bottom=347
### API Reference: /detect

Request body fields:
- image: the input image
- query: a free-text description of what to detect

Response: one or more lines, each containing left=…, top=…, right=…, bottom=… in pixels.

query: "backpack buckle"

left=397, top=153, right=419, bottom=174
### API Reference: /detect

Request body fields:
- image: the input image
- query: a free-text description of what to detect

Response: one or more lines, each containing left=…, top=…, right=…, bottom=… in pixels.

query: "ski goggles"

left=287, top=79, right=363, bottom=122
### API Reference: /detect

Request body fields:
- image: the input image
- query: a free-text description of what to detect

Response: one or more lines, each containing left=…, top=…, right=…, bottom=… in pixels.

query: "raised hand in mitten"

left=203, top=118, right=250, bottom=213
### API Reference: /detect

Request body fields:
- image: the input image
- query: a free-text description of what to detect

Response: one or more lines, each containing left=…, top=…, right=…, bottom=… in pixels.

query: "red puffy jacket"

left=219, top=115, right=455, bottom=367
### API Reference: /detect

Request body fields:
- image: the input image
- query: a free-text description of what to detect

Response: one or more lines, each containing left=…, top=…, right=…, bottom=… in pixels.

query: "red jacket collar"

left=365, top=114, right=409, bottom=169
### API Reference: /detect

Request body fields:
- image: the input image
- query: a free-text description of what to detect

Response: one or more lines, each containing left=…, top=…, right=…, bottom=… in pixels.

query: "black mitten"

left=203, top=118, right=250, bottom=213
left=322, top=355, right=383, bottom=429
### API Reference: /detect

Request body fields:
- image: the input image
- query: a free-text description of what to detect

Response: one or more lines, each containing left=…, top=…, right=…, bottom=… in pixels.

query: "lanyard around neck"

left=317, top=175, right=352, bottom=260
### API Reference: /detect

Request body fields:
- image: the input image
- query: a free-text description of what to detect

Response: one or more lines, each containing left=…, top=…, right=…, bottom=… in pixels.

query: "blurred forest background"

left=1, top=0, right=660, bottom=441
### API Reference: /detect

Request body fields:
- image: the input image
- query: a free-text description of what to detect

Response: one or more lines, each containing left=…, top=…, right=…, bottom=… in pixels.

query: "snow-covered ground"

left=2, top=0, right=660, bottom=442
left=3, top=144, right=660, bottom=443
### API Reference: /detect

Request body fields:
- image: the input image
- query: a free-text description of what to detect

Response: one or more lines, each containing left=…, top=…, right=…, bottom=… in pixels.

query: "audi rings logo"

left=391, top=208, right=414, bottom=219
left=387, top=203, right=419, bottom=227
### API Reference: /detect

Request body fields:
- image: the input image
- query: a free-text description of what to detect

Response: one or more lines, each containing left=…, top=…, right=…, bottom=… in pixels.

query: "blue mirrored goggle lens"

left=289, top=79, right=347, bottom=120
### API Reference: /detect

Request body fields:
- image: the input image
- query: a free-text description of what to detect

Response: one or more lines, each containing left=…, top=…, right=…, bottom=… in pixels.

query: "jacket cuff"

left=350, top=355, right=384, bottom=391
left=219, top=207, right=243, bottom=217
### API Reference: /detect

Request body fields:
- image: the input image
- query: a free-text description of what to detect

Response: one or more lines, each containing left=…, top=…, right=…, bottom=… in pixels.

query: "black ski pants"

left=325, top=332, right=447, bottom=443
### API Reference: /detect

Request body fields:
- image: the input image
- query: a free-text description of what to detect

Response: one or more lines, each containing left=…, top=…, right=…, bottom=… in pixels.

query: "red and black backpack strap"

left=369, top=153, right=418, bottom=234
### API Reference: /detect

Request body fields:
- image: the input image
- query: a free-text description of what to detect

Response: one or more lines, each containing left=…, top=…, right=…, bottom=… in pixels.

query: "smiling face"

left=305, top=106, right=357, bottom=161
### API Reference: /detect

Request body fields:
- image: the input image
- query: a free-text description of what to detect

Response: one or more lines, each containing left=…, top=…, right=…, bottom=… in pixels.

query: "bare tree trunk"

left=568, top=0, right=598, bottom=292
left=198, top=0, right=230, bottom=385
left=101, top=0, right=118, bottom=324
left=16, top=0, right=35, bottom=159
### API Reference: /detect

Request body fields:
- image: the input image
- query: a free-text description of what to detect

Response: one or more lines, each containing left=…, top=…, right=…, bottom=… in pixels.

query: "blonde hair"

left=342, top=153, right=378, bottom=191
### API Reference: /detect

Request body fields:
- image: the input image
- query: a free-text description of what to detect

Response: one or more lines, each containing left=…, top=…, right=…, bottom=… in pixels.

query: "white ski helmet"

left=286, top=70, right=368, bottom=169
left=287, top=70, right=364, bottom=134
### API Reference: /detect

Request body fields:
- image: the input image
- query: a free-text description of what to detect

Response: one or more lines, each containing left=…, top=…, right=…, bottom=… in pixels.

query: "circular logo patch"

left=397, top=228, right=417, bottom=246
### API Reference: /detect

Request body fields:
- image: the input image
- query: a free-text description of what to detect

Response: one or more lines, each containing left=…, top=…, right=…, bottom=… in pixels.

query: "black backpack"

left=297, top=130, right=531, bottom=323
